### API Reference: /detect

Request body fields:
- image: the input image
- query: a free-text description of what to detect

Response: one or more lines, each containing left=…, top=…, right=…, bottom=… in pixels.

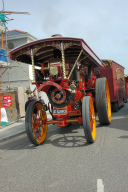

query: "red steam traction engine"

left=9, top=37, right=111, bottom=146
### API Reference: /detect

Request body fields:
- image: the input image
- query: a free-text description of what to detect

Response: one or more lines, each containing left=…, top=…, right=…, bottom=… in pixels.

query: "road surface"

left=0, top=103, right=128, bottom=192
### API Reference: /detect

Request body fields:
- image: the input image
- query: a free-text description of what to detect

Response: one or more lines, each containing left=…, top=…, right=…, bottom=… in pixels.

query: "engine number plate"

left=54, top=109, right=66, bottom=114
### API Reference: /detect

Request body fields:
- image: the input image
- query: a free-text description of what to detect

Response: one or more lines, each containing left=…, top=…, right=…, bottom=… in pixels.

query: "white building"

left=1, top=29, right=37, bottom=89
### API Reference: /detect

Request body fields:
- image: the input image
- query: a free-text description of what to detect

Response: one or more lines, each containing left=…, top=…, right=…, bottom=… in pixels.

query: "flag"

left=0, top=49, right=7, bottom=66
left=0, top=13, right=6, bottom=35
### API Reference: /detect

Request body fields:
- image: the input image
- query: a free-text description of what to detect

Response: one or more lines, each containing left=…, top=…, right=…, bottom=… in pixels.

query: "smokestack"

left=51, top=34, right=62, bottom=37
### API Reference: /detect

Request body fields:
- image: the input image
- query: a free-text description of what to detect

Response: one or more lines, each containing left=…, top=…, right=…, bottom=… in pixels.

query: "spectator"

left=33, top=91, right=38, bottom=101
left=25, top=96, right=34, bottom=111
left=39, top=96, right=45, bottom=104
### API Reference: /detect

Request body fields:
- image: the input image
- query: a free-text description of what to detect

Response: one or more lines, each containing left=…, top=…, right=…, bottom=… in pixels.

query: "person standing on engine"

left=39, top=96, right=45, bottom=104
left=33, top=91, right=38, bottom=101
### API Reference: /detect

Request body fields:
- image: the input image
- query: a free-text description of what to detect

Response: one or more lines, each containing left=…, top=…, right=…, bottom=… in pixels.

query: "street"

left=0, top=103, right=128, bottom=192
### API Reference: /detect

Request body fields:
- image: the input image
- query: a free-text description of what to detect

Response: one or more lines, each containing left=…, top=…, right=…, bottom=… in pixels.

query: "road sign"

left=3, top=95, right=12, bottom=107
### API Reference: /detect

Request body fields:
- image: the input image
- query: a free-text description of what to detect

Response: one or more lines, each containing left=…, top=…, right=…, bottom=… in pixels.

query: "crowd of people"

left=25, top=91, right=45, bottom=112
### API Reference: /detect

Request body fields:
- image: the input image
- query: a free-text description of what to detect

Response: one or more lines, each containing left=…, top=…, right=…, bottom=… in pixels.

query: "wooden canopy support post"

left=31, top=49, right=36, bottom=82
left=61, top=42, right=66, bottom=79
left=79, top=56, right=88, bottom=62
left=68, top=49, right=83, bottom=79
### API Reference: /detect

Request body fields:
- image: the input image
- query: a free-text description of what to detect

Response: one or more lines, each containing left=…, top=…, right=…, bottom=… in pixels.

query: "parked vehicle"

left=124, top=74, right=128, bottom=102
left=95, top=60, right=126, bottom=112
left=9, top=37, right=111, bottom=145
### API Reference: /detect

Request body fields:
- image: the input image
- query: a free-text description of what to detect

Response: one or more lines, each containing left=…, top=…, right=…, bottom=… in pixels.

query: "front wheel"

left=25, top=101, right=47, bottom=146
left=82, top=96, right=96, bottom=143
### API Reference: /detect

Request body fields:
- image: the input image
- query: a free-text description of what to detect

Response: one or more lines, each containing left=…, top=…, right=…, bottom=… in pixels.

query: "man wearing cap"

left=25, top=96, right=34, bottom=111
left=39, top=96, right=45, bottom=104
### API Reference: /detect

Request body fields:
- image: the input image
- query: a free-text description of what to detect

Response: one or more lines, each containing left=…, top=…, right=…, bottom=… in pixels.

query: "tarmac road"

left=0, top=103, right=128, bottom=192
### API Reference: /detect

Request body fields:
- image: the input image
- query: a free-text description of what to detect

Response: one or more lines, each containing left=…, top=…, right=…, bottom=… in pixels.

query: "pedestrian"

left=25, top=96, right=34, bottom=111
left=39, top=96, right=45, bottom=104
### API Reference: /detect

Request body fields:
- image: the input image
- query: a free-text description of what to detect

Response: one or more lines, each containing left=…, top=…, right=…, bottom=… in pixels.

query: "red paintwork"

left=95, top=60, right=126, bottom=107
left=125, top=75, right=128, bottom=100
left=45, top=117, right=82, bottom=126
left=87, top=93, right=93, bottom=98
left=37, top=81, right=63, bottom=93
left=60, top=79, right=70, bottom=88
left=9, top=37, right=123, bottom=127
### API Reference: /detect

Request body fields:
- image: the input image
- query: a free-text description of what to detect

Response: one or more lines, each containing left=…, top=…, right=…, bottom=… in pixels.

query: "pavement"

left=0, top=111, right=52, bottom=142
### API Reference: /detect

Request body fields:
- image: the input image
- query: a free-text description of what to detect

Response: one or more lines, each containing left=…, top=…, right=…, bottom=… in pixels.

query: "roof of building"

left=3, top=29, right=37, bottom=41
left=6, top=29, right=27, bottom=36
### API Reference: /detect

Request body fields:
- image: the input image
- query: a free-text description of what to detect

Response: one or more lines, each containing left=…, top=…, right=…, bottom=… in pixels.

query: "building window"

left=7, top=42, right=14, bottom=50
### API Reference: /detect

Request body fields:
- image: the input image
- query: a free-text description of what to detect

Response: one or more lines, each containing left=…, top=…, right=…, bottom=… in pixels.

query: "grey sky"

left=1, top=0, right=128, bottom=74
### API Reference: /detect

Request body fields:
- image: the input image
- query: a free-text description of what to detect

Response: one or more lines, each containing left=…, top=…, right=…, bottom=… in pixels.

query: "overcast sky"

left=1, top=0, right=128, bottom=74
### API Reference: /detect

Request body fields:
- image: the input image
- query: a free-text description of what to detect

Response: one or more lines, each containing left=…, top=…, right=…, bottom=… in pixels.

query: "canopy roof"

left=9, top=37, right=105, bottom=69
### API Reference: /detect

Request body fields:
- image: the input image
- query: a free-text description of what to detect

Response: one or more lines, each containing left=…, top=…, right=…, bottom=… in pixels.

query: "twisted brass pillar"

left=31, top=49, right=36, bottom=82
left=61, top=43, right=66, bottom=79
left=68, top=49, right=83, bottom=79
left=16, top=60, right=32, bottom=83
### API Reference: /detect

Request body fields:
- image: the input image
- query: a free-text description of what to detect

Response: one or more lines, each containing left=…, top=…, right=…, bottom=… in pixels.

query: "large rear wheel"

left=25, top=101, right=47, bottom=146
left=82, top=96, right=96, bottom=143
left=96, top=77, right=111, bottom=125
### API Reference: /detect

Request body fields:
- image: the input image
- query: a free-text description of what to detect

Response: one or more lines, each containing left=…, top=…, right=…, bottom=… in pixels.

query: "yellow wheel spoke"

left=105, top=80, right=111, bottom=122
left=30, top=102, right=47, bottom=144
left=89, top=98, right=96, bottom=140
left=32, top=125, right=38, bottom=133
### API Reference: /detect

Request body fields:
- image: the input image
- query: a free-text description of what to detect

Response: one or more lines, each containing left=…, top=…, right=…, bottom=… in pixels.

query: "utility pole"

left=0, top=0, right=5, bottom=126
left=0, top=33, right=3, bottom=127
